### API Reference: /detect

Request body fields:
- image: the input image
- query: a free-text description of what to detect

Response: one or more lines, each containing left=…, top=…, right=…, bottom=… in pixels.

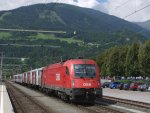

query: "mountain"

left=0, top=3, right=149, bottom=36
left=0, top=3, right=149, bottom=76
left=135, top=20, right=150, bottom=31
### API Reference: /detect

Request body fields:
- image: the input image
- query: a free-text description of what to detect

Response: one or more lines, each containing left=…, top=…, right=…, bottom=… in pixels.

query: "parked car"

left=123, top=83, right=131, bottom=90
left=102, top=82, right=111, bottom=88
left=148, top=86, right=150, bottom=91
left=118, top=83, right=124, bottom=90
left=137, top=83, right=150, bottom=91
left=137, top=83, right=144, bottom=91
left=110, top=82, right=120, bottom=89
left=130, top=82, right=143, bottom=90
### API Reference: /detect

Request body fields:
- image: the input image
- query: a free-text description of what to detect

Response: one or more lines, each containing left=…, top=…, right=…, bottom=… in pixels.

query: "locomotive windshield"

left=74, top=64, right=96, bottom=78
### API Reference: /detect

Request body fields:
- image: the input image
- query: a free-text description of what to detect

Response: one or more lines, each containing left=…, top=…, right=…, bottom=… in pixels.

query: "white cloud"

left=93, top=3, right=108, bottom=13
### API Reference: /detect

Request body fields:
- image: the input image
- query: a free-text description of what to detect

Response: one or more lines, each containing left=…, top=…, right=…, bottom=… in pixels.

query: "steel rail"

left=76, top=104, right=123, bottom=113
left=101, top=96, right=150, bottom=109
left=6, top=81, right=123, bottom=113
left=6, top=81, right=52, bottom=113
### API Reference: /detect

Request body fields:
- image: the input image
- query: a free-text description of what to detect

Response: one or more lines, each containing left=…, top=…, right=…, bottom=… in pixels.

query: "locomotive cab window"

left=74, top=64, right=96, bottom=78
left=66, top=67, right=69, bottom=75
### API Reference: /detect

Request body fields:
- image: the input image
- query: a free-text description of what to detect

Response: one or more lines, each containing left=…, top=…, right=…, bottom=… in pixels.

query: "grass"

left=0, top=32, right=11, bottom=39
left=30, top=33, right=83, bottom=44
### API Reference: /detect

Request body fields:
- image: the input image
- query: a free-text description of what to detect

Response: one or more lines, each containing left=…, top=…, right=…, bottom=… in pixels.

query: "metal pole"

left=0, top=52, right=3, bottom=82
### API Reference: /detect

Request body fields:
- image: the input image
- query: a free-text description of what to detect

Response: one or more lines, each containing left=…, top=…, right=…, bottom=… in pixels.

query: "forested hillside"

left=135, top=20, right=150, bottom=31
left=0, top=3, right=149, bottom=77
left=0, top=3, right=149, bottom=33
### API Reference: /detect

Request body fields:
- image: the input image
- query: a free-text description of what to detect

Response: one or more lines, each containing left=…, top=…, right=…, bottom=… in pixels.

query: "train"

left=13, top=59, right=102, bottom=103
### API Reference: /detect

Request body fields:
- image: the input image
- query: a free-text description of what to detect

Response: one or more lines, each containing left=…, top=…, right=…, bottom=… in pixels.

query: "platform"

left=0, top=83, right=14, bottom=113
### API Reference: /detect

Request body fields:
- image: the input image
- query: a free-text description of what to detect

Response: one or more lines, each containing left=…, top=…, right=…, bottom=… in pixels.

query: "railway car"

left=18, top=74, right=23, bottom=84
left=31, top=67, right=43, bottom=88
left=13, top=74, right=23, bottom=84
left=13, top=74, right=17, bottom=82
left=27, top=71, right=32, bottom=85
left=42, top=59, right=102, bottom=103
left=22, top=72, right=28, bottom=85
left=31, top=69, right=36, bottom=86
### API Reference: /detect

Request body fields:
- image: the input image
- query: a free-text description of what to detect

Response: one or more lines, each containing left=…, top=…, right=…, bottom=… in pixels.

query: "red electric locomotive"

left=42, top=59, right=102, bottom=103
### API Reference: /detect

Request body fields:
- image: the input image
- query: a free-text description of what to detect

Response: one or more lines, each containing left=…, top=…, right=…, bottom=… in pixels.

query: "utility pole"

left=0, top=52, right=3, bottom=82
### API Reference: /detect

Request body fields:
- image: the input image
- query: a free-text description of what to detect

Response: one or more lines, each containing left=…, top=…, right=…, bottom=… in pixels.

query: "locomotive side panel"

left=42, top=66, right=66, bottom=91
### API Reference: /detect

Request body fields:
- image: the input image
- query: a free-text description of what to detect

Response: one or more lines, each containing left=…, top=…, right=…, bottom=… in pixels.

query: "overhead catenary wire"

left=111, top=0, right=150, bottom=20
left=109, top=0, right=131, bottom=13
left=123, top=4, right=150, bottom=18
left=115, top=0, right=130, bottom=9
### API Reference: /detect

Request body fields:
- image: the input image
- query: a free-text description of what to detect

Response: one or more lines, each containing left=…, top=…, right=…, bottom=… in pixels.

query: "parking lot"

left=103, top=88, right=150, bottom=104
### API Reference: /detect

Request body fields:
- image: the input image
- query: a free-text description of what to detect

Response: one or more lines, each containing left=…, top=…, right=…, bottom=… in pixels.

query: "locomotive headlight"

left=97, top=81, right=100, bottom=86
left=72, top=80, right=75, bottom=87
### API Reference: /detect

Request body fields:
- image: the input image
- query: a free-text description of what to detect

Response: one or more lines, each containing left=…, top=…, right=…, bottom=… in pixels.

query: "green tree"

left=125, top=43, right=140, bottom=78
left=138, top=40, right=150, bottom=78
left=101, top=63, right=107, bottom=78
left=107, top=46, right=120, bottom=77
left=96, top=47, right=114, bottom=78
left=118, top=46, right=128, bottom=78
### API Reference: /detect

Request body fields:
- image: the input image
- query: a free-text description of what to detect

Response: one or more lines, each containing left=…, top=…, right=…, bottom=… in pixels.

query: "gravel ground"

left=9, top=82, right=150, bottom=113
left=10, top=82, right=88, bottom=113
left=103, top=88, right=150, bottom=104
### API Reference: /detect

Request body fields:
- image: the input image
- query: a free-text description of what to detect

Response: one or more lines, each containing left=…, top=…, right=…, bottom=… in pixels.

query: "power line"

left=115, top=0, right=130, bottom=10
left=123, top=4, right=150, bottom=19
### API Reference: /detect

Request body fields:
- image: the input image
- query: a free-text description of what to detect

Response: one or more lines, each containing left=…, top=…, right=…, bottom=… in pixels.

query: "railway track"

left=6, top=81, right=149, bottom=113
left=6, top=82, right=53, bottom=113
left=97, top=96, right=150, bottom=109
left=6, top=81, right=124, bottom=113
left=76, top=104, right=123, bottom=113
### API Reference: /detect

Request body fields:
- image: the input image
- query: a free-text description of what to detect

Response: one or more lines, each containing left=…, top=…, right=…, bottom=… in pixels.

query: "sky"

left=0, top=0, right=150, bottom=22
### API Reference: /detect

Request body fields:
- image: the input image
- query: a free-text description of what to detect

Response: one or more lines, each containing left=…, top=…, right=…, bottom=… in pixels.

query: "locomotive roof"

left=44, top=59, right=96, bottom=69
left=66, top=59, right=95, bottom=63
